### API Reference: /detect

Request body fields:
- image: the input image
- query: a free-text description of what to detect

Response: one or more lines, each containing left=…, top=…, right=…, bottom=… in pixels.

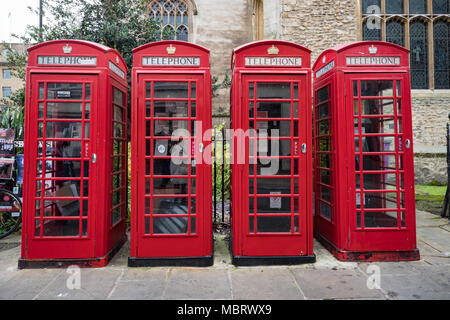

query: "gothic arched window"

left=149, top=0, right=190, bottom=41
left=361, top=0, right=450, bottom=89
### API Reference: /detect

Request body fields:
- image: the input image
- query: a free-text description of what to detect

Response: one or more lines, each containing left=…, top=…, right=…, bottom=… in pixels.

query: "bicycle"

left=0, top=157, right=22, bottom=239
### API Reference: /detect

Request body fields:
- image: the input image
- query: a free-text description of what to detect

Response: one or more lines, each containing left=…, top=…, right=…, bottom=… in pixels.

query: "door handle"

left=301, top=143, right=307, bottom=154
left=91, top=153, right=97, bottom=163
left=199, top=143, right=204, bottom=153
left=405, top=139, right=411, bottom=149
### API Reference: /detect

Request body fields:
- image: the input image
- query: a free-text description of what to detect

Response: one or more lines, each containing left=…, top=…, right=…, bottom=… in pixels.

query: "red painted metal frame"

left=20, top=40, right=128, bottom=268
left=312, top=41, right=419, bottom=262
left=230, top=41, right=314, bottom=262
left=129, top=41, right=212, bottom=263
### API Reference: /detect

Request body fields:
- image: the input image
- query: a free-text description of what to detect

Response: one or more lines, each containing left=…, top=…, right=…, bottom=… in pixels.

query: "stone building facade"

left=165, top=0, right=448, bottom=184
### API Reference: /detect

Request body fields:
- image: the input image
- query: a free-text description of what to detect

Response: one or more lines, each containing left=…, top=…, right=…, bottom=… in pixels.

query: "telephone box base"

left=18, top=235, right=127, bottom=269
left=128, top=255, right=214, bottom=267
left=231, top=254, right=316, bottom=266
left=315, top=233, right=420, bottom=262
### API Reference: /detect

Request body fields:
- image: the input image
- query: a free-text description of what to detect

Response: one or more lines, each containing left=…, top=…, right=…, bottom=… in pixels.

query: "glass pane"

left=362, top=117, right=397, bottom=134
left=361, top=99, right=394, bottom=115
left=146, top=82, right=152, bottom=98
left=364, top=211, right=398, bottom=228
left=255, top=121, right=292, bottom=137
left=363, top=173, right=397, bottom=190
left=256, top=102, right=291, bottom=118
left=363, top=154, right=397, bottom=171
left=47, top=83, right=83, bottom=100
left=114, top=88, right=124, bottom=105
left=317, top=86, right=329, bottom=103
left=153, top=178, right=191, bottom=194
left=153, top=197, right=189, bottom=214
left=363, top=20, right=381, bottom=41
left=154, top=82, right=189, bottom=98
left=320, top=202, right=332, bottom=220
left=114, top=106, right=123, bottom=122
left=410, top=20, right=429, bottom=89
left=191, top=82, right=196, bottom=99
left=360, top=81, right=393, bottom=97
left=433, top=22, right=449, bottom=89
left=361, top=136, right=396, bottom=153
left=38, top=103, right=44, bottom=118
left=43, top=219, right=80, bottom=237
left=386, top=0, right=404, bottom=13
left=317, top=102, right=329, bottom=119
left=154, top=101, right=188, bottom=117
left=46, top=102, right=83, bottom=119
left=256, top=216, right=291, bottom=233
left=363, top=192, right=398, bottom=209
left=386, top=20, right=405, bottom=47
left=249, top=196, right=291, bottom=213
left=256, top=83, right=291, bottom=99
left=251, top=158, right=292, bottom=176
left=320, top=170, right=331, bottom=185
left=85, top=84, right=91, bottom=100
left=47, top=141, right=82, bottom=158
left=409, top=0, right=427, bottom=13
left=362, top=0, right=380, bottom=14
left=153, top=217, right=188, bottom=234
left=39, top=83, right=45, bottom=99
left=256, top=178, right=291, bottom=194
left=320, top=185, right=332, bottom=202
left=318, top=120, right=330, bottom=135
left=154, top=120, right=189, bottom=136
left=153, top=138, right=190, bottom=157
left=433, top=0, right=449, bottom=13
left=153, top=160, right=189, bottom=176
left=46, top=122, right=82, bottom=139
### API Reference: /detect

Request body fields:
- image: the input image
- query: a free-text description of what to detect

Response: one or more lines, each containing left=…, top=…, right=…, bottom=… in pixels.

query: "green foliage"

left=415, top=184, right=447, bottom=214
left=212, top=123, right=231, bottom=201
left=212, top=73, right=232, bottom=98
left=3, top=0, right=173, bottom=137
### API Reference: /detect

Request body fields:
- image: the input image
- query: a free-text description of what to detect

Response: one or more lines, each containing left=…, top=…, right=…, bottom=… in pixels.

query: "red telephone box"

left=230, top=41, right=315, bottom=265
left=312, top=41, right=420, bottom=261
left=129, top=41, right=213, bottom=267
left=19, top=40, right=128, bottom=268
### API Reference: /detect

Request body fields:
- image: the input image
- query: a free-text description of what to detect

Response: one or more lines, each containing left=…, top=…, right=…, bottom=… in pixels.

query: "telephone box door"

left=346, top=74, right=416, bottom=251
left=136, top=74, right=208, bottom=257
left=241, top=74, right=310, bottom=256
left=26, top=74, right=98, bottom=259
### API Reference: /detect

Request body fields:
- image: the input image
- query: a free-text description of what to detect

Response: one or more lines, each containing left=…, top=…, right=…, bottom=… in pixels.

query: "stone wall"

left=411, top=91, right=449, bottom=184
left=279, top=0, right=358, bottom=63
left=192, top=0, right=253, bottom=122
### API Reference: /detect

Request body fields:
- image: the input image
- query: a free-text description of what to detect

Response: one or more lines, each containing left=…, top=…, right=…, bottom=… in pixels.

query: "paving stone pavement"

left=0, top=210, right=448, bottom=300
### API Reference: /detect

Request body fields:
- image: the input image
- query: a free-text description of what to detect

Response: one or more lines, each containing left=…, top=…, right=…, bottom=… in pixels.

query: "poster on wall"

left=0, top=129, right=15, bottom=157
left=0, top=158, right=14, bottom=179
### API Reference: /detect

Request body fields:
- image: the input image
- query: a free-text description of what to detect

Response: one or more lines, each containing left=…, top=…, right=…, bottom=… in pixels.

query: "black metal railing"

left=212, top=126, right=230, bottom=224
left=442, top=113, right=450, bottom=220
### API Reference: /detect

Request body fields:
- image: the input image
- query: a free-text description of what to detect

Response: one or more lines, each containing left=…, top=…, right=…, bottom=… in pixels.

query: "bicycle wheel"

left=0, top=189, right=22, bottom=239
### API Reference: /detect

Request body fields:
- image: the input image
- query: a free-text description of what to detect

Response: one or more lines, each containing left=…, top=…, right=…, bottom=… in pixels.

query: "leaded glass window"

left=149, top=0, right=190, bottom=41
left=386, top=20, right=405, bottom=46
left=410, top=20, right=429, bottom=89
left=362, top=0, right=381, bottom=14
left=409, top=0, right=428, bottom=14
left=386, top=0, right=404, bottom=14
left=363, top=20, right=382, bottom=40
left=433, top=0, right=449, bottom=13
left=434, top=21, right=450, bottom=89
left=361, top=0, right=450, bottom=89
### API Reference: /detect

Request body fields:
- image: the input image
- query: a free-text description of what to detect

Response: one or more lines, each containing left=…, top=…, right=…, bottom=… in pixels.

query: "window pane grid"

left=361, top=1, right=449, bottom=89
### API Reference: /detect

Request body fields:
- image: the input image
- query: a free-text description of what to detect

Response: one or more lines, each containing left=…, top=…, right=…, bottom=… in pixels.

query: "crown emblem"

left=63, top=44, right=72, bottom=54
left=166, top=44, right=176, bottom=55
left=116, top=56, right=119, bottom=64
left=322, top=56, right=326, bottom=63
left=369, top=45, right=378, bottom=55
left=267, top=45, right=279, bottom=55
